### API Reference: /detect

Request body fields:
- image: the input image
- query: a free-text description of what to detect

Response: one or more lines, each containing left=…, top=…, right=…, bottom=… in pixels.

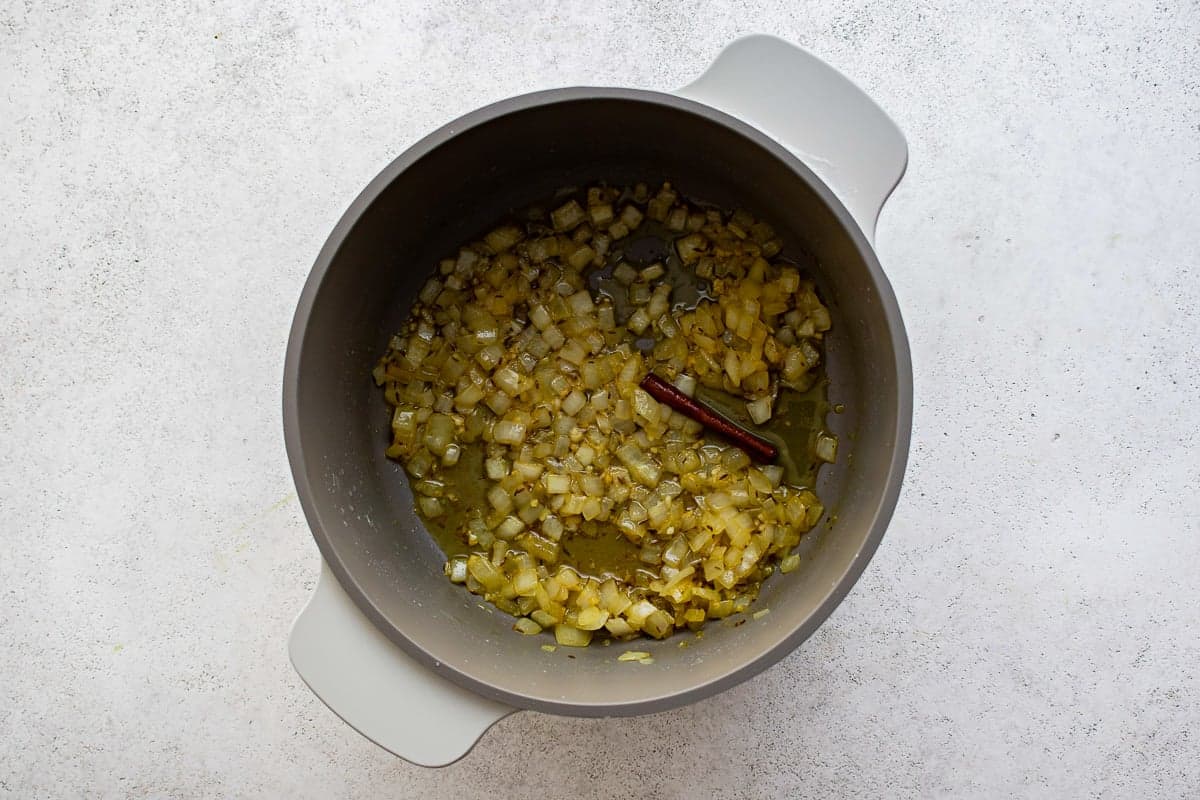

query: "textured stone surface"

left=2, top=1, right=1198, bottom=797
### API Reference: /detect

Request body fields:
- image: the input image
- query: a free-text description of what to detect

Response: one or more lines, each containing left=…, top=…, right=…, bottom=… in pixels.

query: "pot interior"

left=286, top=90, right=907, bottom=715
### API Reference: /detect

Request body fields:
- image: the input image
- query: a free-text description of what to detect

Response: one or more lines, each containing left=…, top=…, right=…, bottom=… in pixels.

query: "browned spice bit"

left=639, top=373, right=778, bottom=463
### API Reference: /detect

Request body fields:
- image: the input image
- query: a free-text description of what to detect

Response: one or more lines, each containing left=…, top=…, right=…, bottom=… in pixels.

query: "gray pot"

left=285, top=35, right=911, bottom=766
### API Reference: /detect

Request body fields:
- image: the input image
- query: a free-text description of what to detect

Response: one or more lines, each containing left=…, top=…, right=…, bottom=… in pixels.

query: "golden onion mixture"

left=374, top=182, right=836, bottom=648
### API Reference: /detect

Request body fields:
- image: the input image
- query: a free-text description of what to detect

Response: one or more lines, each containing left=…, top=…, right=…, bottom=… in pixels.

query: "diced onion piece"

left=551, top=200, right=586, bottom=231
left=513, top=460, right=543, bottom=481
left=466, top=554, right=505, bottom=592
left=675, top=232, right=707, bottom=263
left=542, top=515, right=564, bottom=540
left=566, top=290, right=595, bottom=316
left=567, top=245, right=595, bottom=270
left=815, top=434, right=837, bottom=463
left=520, top=532, right=559, bottom=563
left=761, top=464, right=784, bottom=487
left=656, top=314, right=679, bottom=338
left=531, top=609, right=558, bottom=628
left=576, top=444, right=595, bottom=466
left=495, top=515, right=525, bottom=540
left=513, top=617, right=542, bottom=635
left=554, top=625, right=593, bottom=647
left=422, top=414, right=455, bottom=456
left=493, top=367, right=523, bottom=396
left=625, top=462, right=658, bottom=488
left=631, top=388, right=659, bottom=422
left=485, top=457, right=508, bottom=481
left=626, top=599, right=658, bottom=626
left=671, top=373, right=697, bottom=398
left=642, top=610, right=674, bottom=639
left=647, top=285, right=671, bottom=319
left=417, top=496, right=444, bottom=517
left=445, top=557, right=468, bottom=583
left=617, top=650, right=651, bottom=662
left=487, top=484, right=514, bottom=514
left=589, top=203, right=614, bottom=226
left=543, top=473, right=571, bottom=494
left=476, top=343, right=504, bottom=371
left=559, top=338, right=588, bottom=365
left=627, top=308, right=652, bottom=335
left=576, top=607, right=610, bottom=630
left=580, top=497, right=603, bottom=520
left=493, top=420, right=528, bottom=445
left=529, top=304, right=552, bottom=330
left=562, top=390, right=587, bottom=415
left=511, top=567, right=539, bottom=596
left=640, top=263, right=665, bottom=281
left=418, top=278, right=442, bottom=304
left=746, top=397, right=773, bottom=425
left=485, top=225, right=522, bottom=252
left=705, top=491, right=733, bottom=511
left=605, top=618, right=635, bottom=637
left=484, top=391, right=512, bottom=416
left=527, top=238, right=557, bottom=262
left=613, top=262, right=638, bottom=285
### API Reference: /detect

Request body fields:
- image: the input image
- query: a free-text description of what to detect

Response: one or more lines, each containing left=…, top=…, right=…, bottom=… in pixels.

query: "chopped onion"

left=493, top=367, right=523, bottom=396
left=562, top=390, right=587, bottom=415
left=487, top=484, right=514, bottom=514
left=576, top=606, right=609, bottom=630
left=589, top=203, right=614, bottom=226
left=551, top=200, right=586, bottom=232
left=495, top=515, right=525, bottom=540
left=613, top=262, right=638, bottom=286
left=445, top=557, right=468, bottom=583
left=554, top=624, right=592, bottom=647
left=543, top=473, right=571, bottom=494
left=376, top=180, right=836, bottom=648
left=485, top=225, right=522, bottom=253
left=627, top=308, right=651, bottom=335
left=642, top=610, right=673, bottom=639
left=640, top=263, right=665, bottom=282
left=493, top=420, right=527, bottom=445
left=566, top=290, right=595, bottom=316
left=746, top=397, right=773, bottom=425
left=606, top=618, right=635, bottom=637
left=671, top=374, right=697, bottom=398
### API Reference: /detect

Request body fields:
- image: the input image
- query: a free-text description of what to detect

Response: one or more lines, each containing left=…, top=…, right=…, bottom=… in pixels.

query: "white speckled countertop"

left=2, top=1, right=1198, bottom=797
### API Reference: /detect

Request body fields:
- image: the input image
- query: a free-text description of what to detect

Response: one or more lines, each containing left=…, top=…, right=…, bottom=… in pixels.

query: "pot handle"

left=288, top=561, right=515, bottom=767
left=676, top=35, right=907, bottom=244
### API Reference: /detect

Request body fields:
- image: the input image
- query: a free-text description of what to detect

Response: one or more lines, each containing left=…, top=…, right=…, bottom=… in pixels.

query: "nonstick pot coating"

left=283, top=88, right=911, bottom=716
